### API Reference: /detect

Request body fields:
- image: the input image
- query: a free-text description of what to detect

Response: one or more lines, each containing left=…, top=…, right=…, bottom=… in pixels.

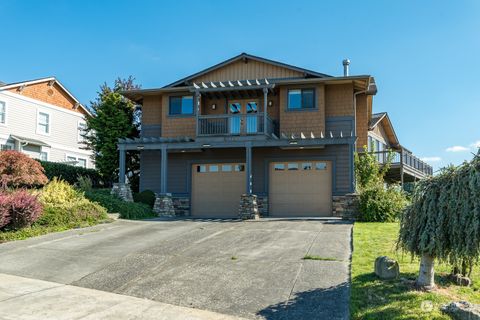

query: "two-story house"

left=0, top=77, right=94, bottom=168
left=117, top=53, right=432, bottom=218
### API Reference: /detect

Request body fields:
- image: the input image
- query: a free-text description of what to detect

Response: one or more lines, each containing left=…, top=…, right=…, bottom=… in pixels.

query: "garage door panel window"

left=234, top=164, right=245, bottom=172
left=302, top=163, right=312, bottom=170
left=274, top=163, right=285, bottom=171
left=287, top=163, right=299, bottom=170
left=197, top=165, right=207, bottom=173
left=209, top=165, right=219, bottom=172
left=316, top=162, right=327, bottom=170
left=222, top=165, right=232, bottom=172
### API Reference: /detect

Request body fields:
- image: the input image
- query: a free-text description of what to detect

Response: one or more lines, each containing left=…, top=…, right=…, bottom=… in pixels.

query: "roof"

left=369, top=112, right=387, bottom=129
left=10, top=135, right=50, bottom=147
left=0, top=77, right=92, bottom=116
left=369, top=112, right=400, bottom=148
left=164, top=52, right=332, bottom=88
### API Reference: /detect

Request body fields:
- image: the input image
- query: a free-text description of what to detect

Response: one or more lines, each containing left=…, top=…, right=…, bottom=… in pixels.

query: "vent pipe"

left=342, top=59, right=350, bottom=76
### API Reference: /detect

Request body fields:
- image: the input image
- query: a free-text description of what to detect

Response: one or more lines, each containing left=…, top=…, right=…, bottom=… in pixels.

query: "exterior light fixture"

left=268, top=100, right=273, bottom=107
left=211, top=104, right=216, bottom=110
left=137, top=145, right=145, bottom=150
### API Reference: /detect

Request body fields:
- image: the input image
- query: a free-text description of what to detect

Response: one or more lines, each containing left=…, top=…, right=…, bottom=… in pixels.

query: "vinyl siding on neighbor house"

left=0, top=90, right=93, bottom=167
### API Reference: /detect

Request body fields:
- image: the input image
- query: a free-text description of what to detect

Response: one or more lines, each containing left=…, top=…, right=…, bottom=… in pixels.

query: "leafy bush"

left=0, top=194, right=11, bottom=228
left=76, top=175, right=93, bottom=193
left=0, top=151, right=48, bottom=188
left=133, top=190, right=156, bottom=208
left=85, top=189, right=154, bottom=220
left=358, top=185, right=408, bottom=222
left=37, top=179, right=107, bottom=227
left=39, top=160, right=105, bottom=188
left=1, top=190, right=43, bottom=230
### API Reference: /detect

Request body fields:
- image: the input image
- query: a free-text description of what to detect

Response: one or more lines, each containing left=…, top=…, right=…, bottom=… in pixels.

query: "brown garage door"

left=269, top=161, right=332, bottom=217
left=191, top=163, right=246, bottom=218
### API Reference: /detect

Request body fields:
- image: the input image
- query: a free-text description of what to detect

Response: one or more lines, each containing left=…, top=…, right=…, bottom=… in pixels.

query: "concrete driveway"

left=0, top=218, right=352, bottom=319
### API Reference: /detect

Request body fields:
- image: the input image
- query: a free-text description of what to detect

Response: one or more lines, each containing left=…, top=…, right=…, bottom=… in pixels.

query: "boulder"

left=374, top=256, right=399, bottom=280
left=441, top=301, right=480, bottom=320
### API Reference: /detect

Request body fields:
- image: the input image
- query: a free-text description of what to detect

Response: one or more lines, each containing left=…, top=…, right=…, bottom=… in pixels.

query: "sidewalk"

left=0, top=273, right=246, bottom=320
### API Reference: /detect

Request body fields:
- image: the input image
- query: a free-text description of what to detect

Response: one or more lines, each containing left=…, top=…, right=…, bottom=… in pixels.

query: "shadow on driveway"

left=257, top=282, right=350, bottom=320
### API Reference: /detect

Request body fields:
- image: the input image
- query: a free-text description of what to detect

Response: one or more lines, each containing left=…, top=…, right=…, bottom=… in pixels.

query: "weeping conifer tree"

left=398, top=152, right=480, bottom=289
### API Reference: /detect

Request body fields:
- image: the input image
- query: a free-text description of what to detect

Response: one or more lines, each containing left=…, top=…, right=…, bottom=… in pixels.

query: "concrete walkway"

left=0, top=273, right=245, bottom=320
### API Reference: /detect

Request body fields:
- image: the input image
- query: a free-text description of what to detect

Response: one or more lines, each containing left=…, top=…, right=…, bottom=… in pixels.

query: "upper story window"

left=169, top=95, right=194, bottom=115
left=78, top=120, right=87, bottom=142
left=288, top=89, right=315, bottom=110
left=37, top=111, right=50, bottom=135
left=0, top=101, right=6, bottom=125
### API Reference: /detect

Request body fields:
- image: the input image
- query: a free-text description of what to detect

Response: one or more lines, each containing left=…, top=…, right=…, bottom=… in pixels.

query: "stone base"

left=172, top=196, right=190, bottom=216
left=256, top=195, right=269, bottom=217
left=153, top=193, right=176, bottom=217
left=332, top=193, right=358, bottom=219
left=111, top=183, right=133, bottom=202
left=238, top=194, right=260, bottom=220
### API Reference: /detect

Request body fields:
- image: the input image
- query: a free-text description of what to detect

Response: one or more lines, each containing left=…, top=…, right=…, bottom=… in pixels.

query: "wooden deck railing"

left=197, top=113, right=274, bottom=136
left=367, top=150, right=433, bottom=176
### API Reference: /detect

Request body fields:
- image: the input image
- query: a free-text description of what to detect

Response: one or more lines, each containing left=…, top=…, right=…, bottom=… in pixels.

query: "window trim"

left=0, top=101, right=7, bottom=126
left=36, top=109, right=51, bottom=136
left=65, top=154, right=88, bottom=168
left=168, top=95, right=195, bottom=117
left=39, top=149, right=49, bottom=161
left=78, top=120, right=87, bottom=142
left=287, top=88, right=316, bottom=111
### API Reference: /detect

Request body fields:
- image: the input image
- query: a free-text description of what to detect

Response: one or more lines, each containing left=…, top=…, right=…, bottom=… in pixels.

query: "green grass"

left=303, top=255, right=340, bottom=261
left=351, top=223, right=480, bottom=319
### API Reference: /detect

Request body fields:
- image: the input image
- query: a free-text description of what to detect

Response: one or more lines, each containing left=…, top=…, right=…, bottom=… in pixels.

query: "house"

left=0, top=77, right=94, bottom=168
left=117, top=53, right=432, bottom=218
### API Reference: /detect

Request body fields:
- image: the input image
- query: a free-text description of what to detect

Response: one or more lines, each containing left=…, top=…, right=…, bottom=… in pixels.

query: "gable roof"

left=0, top=77, right=92, bottom=116
left=369, top=112, right=400, bottom=148
left=164, top=52, right=332, bottom=88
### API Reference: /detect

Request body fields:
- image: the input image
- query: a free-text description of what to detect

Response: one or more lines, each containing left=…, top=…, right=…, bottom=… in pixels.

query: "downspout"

left=352, top=89, right=365, bottom=193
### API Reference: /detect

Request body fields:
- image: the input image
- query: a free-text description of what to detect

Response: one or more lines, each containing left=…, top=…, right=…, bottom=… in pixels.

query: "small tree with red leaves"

left=0, top=151, right=48, bottom=189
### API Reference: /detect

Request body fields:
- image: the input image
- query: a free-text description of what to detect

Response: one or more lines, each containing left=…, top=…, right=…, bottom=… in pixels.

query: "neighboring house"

left=118, top=53, right=431, bottom=218
left=0, top=77, right=94, bottom=168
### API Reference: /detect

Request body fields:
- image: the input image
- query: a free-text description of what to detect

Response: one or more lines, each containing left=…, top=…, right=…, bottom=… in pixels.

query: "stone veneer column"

left=111, top=183, right=133, bottom=202
left=153, top=193, right=176, bottom=217
left=238, top=194, right=260, bottom=220
left=332, top=193, right=358, bottom=219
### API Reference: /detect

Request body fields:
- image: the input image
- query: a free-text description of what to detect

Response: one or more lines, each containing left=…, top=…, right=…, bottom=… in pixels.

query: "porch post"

left=195, top=90, right=200, bottom=137
left=246, top=143, right=252, bottom=194
left=160, top=145, right=168, bottom=194
left=263, top=87, right=268, bottom=135
left=119, top=147, right=126, bottom=183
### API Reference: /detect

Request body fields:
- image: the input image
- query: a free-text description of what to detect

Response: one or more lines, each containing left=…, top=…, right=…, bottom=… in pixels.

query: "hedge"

left=38, top=160, right=105, bottom=187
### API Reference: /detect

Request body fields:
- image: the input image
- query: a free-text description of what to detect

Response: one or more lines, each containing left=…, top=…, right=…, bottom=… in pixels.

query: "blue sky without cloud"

left=0, top=0, right=479, bottom=171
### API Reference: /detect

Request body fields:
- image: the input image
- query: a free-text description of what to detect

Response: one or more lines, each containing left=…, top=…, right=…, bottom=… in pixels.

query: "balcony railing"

left=197, top=113, right=274, bottom=136
left=368, top=150, right=433, bottom=176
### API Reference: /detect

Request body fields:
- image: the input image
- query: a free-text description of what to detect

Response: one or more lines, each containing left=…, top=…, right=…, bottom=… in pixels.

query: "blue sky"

left=1, top=0, right=479, bottom=170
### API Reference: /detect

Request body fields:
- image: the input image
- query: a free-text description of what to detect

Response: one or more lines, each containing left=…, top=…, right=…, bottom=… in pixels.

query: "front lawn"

left=351, top=223, right=480, bottom=319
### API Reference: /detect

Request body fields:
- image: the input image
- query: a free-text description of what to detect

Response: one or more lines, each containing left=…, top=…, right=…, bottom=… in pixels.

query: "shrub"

left=37, top=179, right=108, bottom=227
left=3, top=190, right=43, bottom=229
left=39, top=160, right=104, bottom=188
left=358, top=185, right=408, bottom=222
left=0, top=194, right=11, bottom=228
left=76, top=175, right=93, bottom=193
left=85, top=189, right=154, bottom=220
left=0, top=151, right=48, bottom=188
left=133, top=190, right=156, bottom=208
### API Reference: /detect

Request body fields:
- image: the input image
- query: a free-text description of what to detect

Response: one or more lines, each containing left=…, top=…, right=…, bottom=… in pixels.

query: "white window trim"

left=36, top=109, right=51, bottom=136
left=0, top=100, right=7, bottom=127
left=65, top=153, right=88, bottom=168
left=39, top=148, right=50, bottom=161
left=78, top=120, right=87, bottom=142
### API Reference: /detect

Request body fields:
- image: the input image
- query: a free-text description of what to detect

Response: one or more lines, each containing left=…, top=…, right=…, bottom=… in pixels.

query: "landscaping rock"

left=374, top=256, right=399, bottom=279
left=441, top=301, right=480, bottom=320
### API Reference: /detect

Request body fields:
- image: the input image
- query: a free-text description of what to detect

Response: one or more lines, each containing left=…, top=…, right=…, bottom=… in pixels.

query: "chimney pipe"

left=342, top=59, right=350, bottom=77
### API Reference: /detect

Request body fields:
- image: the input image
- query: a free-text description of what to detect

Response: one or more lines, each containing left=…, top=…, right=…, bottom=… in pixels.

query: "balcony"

left=366, top=150, right=433, bottom=183
left=197, top=113, right=275, bottom=137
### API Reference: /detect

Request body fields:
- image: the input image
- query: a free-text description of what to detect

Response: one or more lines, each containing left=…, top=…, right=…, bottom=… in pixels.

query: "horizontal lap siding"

left=139, top=146, right=353, bottom=196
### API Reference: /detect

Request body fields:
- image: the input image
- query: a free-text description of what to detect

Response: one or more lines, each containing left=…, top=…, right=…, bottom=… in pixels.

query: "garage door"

left=269, top=161, right=332, bottom=217
left=191, top=163, right=246, bottom=218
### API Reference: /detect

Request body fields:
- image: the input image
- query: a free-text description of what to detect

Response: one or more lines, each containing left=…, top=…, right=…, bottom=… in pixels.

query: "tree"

left=0, top=150, right=48, bottom=189
left=398, top=153, right=480, bottom=289
left=83, top=77, right=140, bottom=186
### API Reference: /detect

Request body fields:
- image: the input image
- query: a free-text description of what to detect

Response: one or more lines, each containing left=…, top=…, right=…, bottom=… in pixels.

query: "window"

left=37, top=111, right=50, bottom=134
left=222, top=165, right=232, bottom=172
left=66, top=155, right=87, bottom=168
left=0, top=101, right=6, bottom=125
left=78, top=121, right=87, bottom=142
left=316, top=162, right=327, bottom=170
left=274, top=163, right=285, bottom=171
left=209, top=165, right=219, bottom=172
left=197, top=165, right=207, bottom=173
left=287, top=163, right=299, bottom=170
left=77, top=158, right=87, bottom=168
left=39, top=151, right=48, bottom=161
left=0, top=143, right=13, bottom=151
left=288, top=89, right=315, bottom=109
left=234, top=164, right=245, bottom=172
left=303, top=162, right=312, bottom=170
left=169, top=96, right=193, bottom=115
left=246, top=102, right=257, bottom=113
left=229, top=103, right=241, bottom=114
